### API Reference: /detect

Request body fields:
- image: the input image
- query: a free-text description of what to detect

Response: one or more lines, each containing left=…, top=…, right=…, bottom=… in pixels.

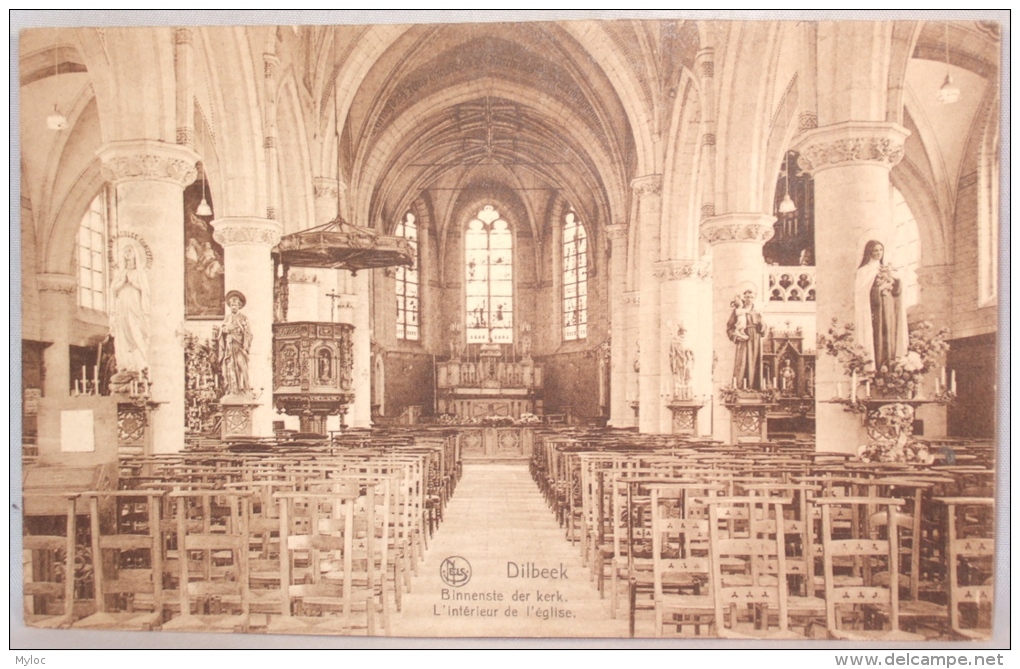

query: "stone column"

left=633, top=175, right=664, bottom=433
left=654, top=260, right=713, bottom=434
left=212, top=217, right=283, bottom=436
left=622, top=291, right=641, bottom=427
left=915, top=264, right=953, bottom=436
left=37, top=273, right=77, bottom=399
left=702, top=213, right=775, bottom=443
left=173, top=28, right=195, bottom=147
left=98, top=140, right=199, bottom=453
left=605, top=223, right=630, bottom=427
left=795, top=121, right=909, bottom=453
left=349, top=271, right=372, bottom=428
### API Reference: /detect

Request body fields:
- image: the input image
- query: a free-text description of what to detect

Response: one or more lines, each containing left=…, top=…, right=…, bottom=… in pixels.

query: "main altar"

left=435, top=343, right=543, bottom=420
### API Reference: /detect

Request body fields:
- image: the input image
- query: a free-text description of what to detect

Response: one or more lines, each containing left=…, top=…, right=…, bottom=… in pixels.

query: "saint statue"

left=854, top=240, right=908, bottom=372
left=779, top=358, right=796, bottom=396
left=217, top=290, right=253, bottom=397
left=727, top=289, right=766, bottom=390
left=109, top=242, right=150, bottom=374
left=669, top=324, right=695, bottom=400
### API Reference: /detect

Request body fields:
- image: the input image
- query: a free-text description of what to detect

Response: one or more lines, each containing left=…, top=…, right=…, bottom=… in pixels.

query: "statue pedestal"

left=666, top=399, right=705, bottom=436
left=724, top=400, right=774, bottom=443
left=220, top=396, right=261, bottom=439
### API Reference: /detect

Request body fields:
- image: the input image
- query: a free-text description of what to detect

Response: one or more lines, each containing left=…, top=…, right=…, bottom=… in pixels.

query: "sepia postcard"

left=12, top=10, right=1007, bottom=652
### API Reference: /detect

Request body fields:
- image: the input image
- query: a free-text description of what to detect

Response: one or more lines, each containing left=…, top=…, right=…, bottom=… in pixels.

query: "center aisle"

left=389, top=463, right=627, bottom=638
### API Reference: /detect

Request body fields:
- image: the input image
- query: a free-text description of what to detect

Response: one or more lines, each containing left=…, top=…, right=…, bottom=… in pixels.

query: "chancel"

left=17, top=16, right=1000, bottom=641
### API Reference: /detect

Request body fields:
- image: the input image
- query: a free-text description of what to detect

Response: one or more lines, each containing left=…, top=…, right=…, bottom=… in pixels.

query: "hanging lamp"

left=46, top=32, right=68, bottom=131
left=778, top=151, right=797, bottom=214
left=196, top=163, right=213, bottom=216
left=937, top=22, right=961, bottom=104
left=277, top=30, right=413, bottom=275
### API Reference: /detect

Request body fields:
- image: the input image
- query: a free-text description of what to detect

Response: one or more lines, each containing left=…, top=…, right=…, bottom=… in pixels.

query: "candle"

left=93, top=366, right=99, bottom=385
left=732, top=377, right=736, bottom=389
left=836, top=382, right=843, bottom=399
left=941, top=366, right=947, bottom=389
left=851, top=371, right=857, bottom=403
left=935, top=376, right=941, bottom=395
left=82, top=365, right=87, bottom=383
left=866, top=381, right=871, bottom=398
left=951, top=370, right=957, bottom=394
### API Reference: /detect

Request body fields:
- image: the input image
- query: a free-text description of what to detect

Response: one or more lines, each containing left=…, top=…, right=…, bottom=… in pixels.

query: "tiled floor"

left=389, top=464, right=628, bottom=639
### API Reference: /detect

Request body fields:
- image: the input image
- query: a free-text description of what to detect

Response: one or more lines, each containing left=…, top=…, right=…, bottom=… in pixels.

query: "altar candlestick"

left=935, top=377, right=941, bottom=395
left=941, top=366, right=947, bottom=389
left=81, top=365, right=87, bottom=383
left=866, top=381, right=871, bottom=398
left=732, top=377, right=736, bottom=389
left=951, top=370, right=957, bottom=394
left=851, top=371, right=857, bottom=403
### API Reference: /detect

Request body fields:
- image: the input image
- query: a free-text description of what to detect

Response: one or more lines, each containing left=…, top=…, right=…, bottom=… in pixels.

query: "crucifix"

left=326, top=290, right=346, bottom=323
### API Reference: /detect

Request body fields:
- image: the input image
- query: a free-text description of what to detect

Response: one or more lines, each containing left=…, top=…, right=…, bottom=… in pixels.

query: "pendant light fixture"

left=46, top=31, right=68, bottom=131
left=778, top=151, right=797, bottom=214
left=196, top=163, right=213, bottom=216
left=937, top=22, right=961, bottom=104
left=277, top=28, right=414, bottom=275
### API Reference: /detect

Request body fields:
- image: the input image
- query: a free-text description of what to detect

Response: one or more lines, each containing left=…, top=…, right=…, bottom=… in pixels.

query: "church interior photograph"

left=15, top=12, right=1004, bottom=645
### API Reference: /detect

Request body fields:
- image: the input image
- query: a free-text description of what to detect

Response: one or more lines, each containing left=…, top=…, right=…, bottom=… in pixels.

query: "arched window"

left=77, top=191, right=108, bottom=311
left=465, top=205, right=513, bottom=344
left=562, top=211, right=588, bottom=341
left=395, top=212, right=420, bottom=341
left=891, top=187, right=920, bottom=310
left=978, top=129, right=999, bottom=305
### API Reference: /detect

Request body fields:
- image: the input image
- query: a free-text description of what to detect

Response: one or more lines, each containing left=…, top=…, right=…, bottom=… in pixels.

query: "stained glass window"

left=395, top=212, right=420, bottom=341
left=465, top=205, right=513, bottom=344
left=77, top=192, right=107, bottom=311
left=562, top=211, right=587, bottom=341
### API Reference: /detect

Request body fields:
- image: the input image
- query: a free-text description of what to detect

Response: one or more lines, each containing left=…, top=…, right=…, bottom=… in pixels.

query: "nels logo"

left=440, top=556, right=471, bottom=587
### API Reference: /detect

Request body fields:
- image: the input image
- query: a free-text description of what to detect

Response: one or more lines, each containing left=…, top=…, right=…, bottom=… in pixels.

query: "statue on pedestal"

left=727, top=289, right=766, bottom=390
left=669, top=324, right=694, bottom=400
left=854, top=240, right=908, bottom=373
left=216, top=290, right=253, bottom=397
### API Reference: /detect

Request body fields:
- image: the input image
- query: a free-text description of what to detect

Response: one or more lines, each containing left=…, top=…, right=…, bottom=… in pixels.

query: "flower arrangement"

left=518, top=412, right=542, bottom=425
left=856, top=434, right=935, bottom=464
left=817, top=319, right=872, bottom=376
left=184, top=332, right=223, bottom=435
left=720, top=383, right=778, bottom=405
left=854, top=402, right=934, bottom=464
left=819, top=319, right=951, bottom=400
left=873, top=321, right=950, bottom=399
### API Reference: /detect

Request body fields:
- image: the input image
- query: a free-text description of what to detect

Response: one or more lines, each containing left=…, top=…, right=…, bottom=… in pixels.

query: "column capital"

left=263, top=53, right=280, bottom=78
left=695, top=47, right=714, bottom=77
left=916, top=264, right=953, bottom=287
left=652, top=259, right=711, bottom=282
left=630, top=174, right=663, bottom=198
left=313, top=176, right=340, bottom=201
left=287, top=269, right=320, bottom=285
left=605, top=223, right=629, bottom=241
left=37, top=272, right=77, bottom=295
left=97, top=140, right=200, bottom=187
left=700, top=213, right=775, bottom=246
left=212, top=217, right=283, bottom=248
left=794, top=121, right=910, bottom=174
